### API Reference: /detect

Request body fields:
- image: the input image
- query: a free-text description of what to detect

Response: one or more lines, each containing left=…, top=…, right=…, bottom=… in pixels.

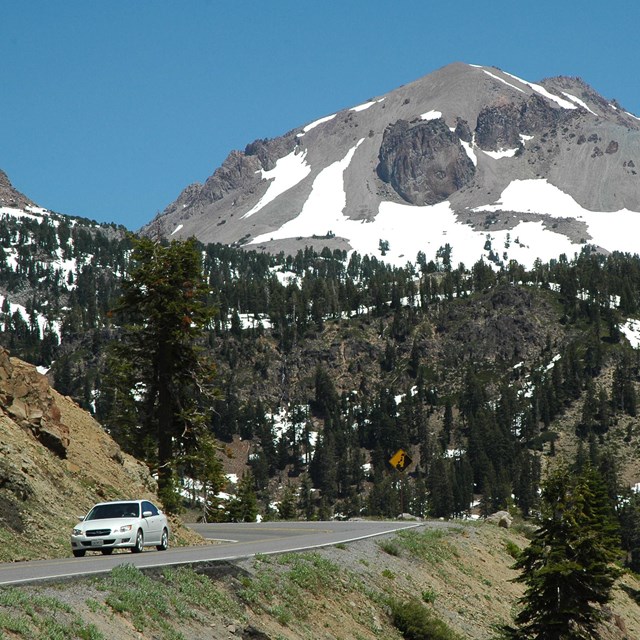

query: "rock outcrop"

left=244, top=133, right=298, bottom=171
left=475, top=94, right=571, bottom=152
left=0, top=170, right=36, bottom=210
left=0, top=348, right=69, bottom=457
left=377, top=118, right=476, bottom=205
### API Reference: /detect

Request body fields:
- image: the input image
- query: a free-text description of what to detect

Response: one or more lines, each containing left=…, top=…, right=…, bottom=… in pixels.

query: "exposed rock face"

left=245, top=133, right=297, bottom=171
left=158, top=151, right=266, bottom=226
left=199, top=151, right=263, bottom=204
left=475, top=100, right=522, bottom=151
left=475, top=94, right=570, bottom=151
left=454, top=117, right=473, bottom=143
left=0, top=347, right=69, bottom=458
left=0, top=170, right=35, bottom=210
left=377, top=118, right=476, bottom=205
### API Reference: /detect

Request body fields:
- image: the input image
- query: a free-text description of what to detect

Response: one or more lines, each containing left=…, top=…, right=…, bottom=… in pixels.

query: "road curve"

left=0, top=520, right=427, bottom=586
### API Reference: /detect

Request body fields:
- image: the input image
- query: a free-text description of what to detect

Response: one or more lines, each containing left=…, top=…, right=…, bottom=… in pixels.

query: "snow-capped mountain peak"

left=143, top=62, right=640, bottom=269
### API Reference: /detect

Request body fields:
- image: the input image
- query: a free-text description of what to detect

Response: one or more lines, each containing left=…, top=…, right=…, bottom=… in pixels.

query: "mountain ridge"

left=143, top=62, right=640, bottom=269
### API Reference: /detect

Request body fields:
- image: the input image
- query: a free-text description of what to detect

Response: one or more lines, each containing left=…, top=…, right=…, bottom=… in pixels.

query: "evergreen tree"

left=278, top=484, right=298, bottom=520
left=428, top=456, right=454, bottom=518
left=619, top=490, right=640, bottom=572
left=227, top=472, right=259, bottom=523
left=298, top=473, right=316, bottom=520
left=507, top=465, right=621, bottom=639
left=182, top=433, right=226, bottom=522
left=107, top=237, right=219, bottom=512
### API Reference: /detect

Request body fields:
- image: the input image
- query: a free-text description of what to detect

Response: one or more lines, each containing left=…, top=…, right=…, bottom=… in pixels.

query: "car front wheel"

left=73, top=550, right=86, bottom=558
left=156, top=528, right=169, bottom=551
left=131, top=529, right=144, bottom=553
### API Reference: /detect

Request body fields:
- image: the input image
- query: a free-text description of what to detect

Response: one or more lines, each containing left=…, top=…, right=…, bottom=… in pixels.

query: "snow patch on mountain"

left=250, top=169, right=583, bottom=271
left=460, top=140, right=477, bottom=166
left=242, top=149, right=311, bottom=219
left=621, top=319, right=640, bottom=349
left=0, top=294, right=61, bottom=339
left=475, top=178, right=640, bottom=254
left=481, top=147, right=519, bottom=159
left=421, top=110, right=442, bottom=120
left=246, top=147, right=599, bottom=270
left=562, top=92, right=598, bottom=115
left=249, top=140, right=364, bottom=243
left=1, top=206, right=46, bottom=223
left=476, top=179, right=596, bottom=217
left=473, top=66, right=525, bottom=94
left=350, top=98, right=384, bottom=113
left=503, top=72, right=577, bottom=110
left=297, top=113, right=337, bottom=137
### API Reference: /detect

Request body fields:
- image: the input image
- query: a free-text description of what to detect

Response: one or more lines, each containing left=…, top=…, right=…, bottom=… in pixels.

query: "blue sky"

left=2, top=1, right=639, bottom=231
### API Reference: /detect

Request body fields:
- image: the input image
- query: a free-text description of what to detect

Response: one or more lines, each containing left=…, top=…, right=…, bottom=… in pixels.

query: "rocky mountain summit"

left=0, top=170, right=36, bottom=210
left=143, top=62, right=640, bottom=268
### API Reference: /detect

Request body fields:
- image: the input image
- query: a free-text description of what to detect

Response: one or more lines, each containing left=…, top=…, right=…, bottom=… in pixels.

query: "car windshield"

left=86, top=503, right=139, bottom=520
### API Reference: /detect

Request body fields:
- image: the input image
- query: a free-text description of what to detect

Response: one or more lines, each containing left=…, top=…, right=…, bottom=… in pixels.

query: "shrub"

left=378, top=539, right=401, bottom=556
left=388, top=598, right=462, bottom=640
left=421, top=587, right=437, bottom=604
left=504, top=540, right=521, bottom=560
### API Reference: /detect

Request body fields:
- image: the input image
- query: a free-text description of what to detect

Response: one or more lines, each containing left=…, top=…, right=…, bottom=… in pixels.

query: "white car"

left=71, top=500, right=169, bottom=557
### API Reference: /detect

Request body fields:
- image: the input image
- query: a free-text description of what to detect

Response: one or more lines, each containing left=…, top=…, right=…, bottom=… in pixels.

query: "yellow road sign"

left=389, top=449, right=412, bottom=472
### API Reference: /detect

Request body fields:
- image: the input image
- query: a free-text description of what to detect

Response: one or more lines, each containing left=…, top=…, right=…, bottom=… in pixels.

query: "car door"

left=141, top=501, right=162, bottom=544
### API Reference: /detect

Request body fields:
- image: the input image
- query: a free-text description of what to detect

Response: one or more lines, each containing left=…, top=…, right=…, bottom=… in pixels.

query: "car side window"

left=142, top=501, right=159, bottom=516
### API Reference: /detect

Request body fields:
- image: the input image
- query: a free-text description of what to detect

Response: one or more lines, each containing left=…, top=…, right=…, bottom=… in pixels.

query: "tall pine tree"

left=507, top=465, right=621, bottom=639
left=106, top=237, right=219, bottom=512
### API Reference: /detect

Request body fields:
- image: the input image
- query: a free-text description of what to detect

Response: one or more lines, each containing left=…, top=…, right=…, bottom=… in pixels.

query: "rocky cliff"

left=0, top=170, right=36, bottom=210
left=377, top=117, right=476, bottom=205
left=0, top=348, right=198, bottom=560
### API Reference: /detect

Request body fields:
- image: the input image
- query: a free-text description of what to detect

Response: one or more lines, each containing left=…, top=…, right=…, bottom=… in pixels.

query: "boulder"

left=0, top=347, right=69, bottom=458
left=486, top=510, right=513, bottom=528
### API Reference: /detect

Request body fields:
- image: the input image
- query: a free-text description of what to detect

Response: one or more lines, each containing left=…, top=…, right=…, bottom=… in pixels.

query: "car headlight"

left=72, top=528, right=82, bottom=535
left=119, top=524, right=133, bottom=533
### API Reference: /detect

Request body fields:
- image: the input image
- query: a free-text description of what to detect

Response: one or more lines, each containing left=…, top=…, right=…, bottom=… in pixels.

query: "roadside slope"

left=0, top=348, right=198, bottom=561
left=3, top=522, right=639, bottom=640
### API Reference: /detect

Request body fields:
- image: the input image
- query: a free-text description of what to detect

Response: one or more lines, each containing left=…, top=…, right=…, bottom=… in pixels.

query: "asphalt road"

left=0, top=520, right=424, bottom=586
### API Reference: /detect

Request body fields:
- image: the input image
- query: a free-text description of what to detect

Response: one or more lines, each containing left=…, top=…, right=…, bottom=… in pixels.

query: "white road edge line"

left=0, top=522, right=424, bottom=585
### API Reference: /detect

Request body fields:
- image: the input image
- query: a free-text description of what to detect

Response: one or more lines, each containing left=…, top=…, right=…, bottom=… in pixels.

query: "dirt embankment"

left=6, top=522, right=640, bottom=640
left=0, top=349, right=199, bottom=560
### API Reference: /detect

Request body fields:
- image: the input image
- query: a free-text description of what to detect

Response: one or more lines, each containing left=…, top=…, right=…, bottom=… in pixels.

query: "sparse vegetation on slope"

left=2, top=523, right=639, bottom=640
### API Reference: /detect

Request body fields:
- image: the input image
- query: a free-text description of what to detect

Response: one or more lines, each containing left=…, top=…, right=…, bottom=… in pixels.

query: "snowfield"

left=246, top=133, right=640, bottom=270
left=475, top=179, right=640, bottom=255
left=242, top=149, right=311, bottom=219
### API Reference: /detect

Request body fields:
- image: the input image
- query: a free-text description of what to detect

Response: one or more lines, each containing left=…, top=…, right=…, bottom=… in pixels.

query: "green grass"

left=0, top=528, right=39, bottom=562
left=0, top=586, right=104, bottom=640
left=504, top=539, right=522, bottom=560
left=421, top=587, right=437, bottom=604
left=392, top=527, right=459, bottom=564
left=94, top=564, right=243, bottom=634
left=239, top=552, right=349, bottom=627
left=378, top=538, right=402, bottom=556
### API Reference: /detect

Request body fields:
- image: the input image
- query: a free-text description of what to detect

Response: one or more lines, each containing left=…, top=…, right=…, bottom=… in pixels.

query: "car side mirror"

left=142, top=511, right=153, bottom=518
left=77, top=515, right=85, bottom=521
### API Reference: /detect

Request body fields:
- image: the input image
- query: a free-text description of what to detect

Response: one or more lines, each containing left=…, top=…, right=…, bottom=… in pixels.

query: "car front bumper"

left=70, top=535, right=135, bottom=551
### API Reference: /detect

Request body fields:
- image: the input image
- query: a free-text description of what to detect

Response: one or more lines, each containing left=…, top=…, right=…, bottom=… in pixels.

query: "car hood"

left=76, top=517, right=139, bottom=532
